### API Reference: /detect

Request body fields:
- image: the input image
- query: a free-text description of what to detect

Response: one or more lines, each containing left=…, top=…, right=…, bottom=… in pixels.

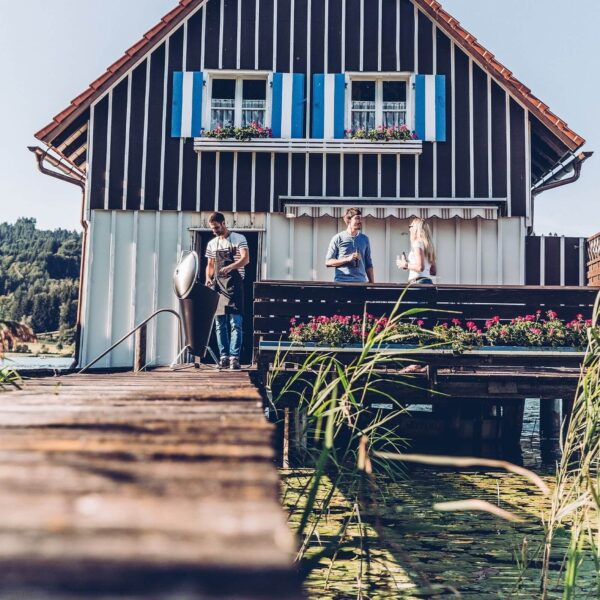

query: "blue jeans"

left=214, top=313, right=243, bottom=359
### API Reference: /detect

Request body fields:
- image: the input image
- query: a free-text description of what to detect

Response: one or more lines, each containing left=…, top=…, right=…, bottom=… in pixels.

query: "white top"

left=408, top=240, right=432, bottom=281
left=205, top=231, right=249, bottom=278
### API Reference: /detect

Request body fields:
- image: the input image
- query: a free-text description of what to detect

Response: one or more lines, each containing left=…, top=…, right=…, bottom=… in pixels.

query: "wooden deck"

left=0, top=367, right=302, bottom=599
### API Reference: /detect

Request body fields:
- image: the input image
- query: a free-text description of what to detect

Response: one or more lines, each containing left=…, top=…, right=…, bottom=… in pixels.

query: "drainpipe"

left=529, top=151, right=593, bottom=235
left=28, top=146, right=88, bottom=369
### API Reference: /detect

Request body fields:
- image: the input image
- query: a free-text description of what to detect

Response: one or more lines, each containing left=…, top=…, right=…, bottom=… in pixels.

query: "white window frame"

left=345, top=72, right=414, bottom=132
left=203, top=70, right=273, bottom=131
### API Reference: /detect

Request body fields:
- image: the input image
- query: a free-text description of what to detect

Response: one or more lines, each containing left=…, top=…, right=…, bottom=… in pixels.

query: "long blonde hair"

left=410, top=218, right=436, bottom=264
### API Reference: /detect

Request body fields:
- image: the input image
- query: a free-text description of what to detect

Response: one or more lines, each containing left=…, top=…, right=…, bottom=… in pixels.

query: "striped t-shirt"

left=205, top=231, right=249, bottom=278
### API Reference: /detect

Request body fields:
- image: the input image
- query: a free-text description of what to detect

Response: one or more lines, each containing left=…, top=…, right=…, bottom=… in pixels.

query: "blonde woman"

left=396, top=218, right=436, bottom=284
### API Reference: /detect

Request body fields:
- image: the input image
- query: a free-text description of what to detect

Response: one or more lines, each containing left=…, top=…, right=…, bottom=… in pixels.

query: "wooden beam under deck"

left=0, top=367, right=302, bottom=599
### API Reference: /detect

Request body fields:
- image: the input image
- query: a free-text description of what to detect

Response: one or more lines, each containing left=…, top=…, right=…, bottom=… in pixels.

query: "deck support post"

left=134, top=324, right=147, bottom=372
left=502, top=399, right=525, bottom=445
left=540, top=398, right=562, bottom=463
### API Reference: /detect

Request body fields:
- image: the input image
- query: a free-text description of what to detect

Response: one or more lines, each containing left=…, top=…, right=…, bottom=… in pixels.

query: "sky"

left=0, top=0, right=598, bottom=236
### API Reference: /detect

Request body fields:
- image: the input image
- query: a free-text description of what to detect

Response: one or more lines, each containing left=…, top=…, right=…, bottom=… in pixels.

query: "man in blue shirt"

left=325, top=207, right=375, bottom=283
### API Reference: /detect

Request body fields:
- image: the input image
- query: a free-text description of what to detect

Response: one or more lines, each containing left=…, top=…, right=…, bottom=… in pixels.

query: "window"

left=350, top=79, right=408, bottom=131
left=209, top=77, right=267, bottom=129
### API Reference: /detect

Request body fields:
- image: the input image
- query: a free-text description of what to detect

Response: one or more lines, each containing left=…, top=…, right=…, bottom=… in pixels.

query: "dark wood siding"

left=472, top=64, right=489, bottom=198
left=544, top=236, right=561, bottom=286
left=525, top=236, right=541, bottom=286
left=526, top=236, right=586, bottom=286
left=85, top=0, right=524, bottom=217
left=491, top=80, right=507, bottom=200
left=126, top=63, right=147, bottom=210
left=510, top=98, right=527, bottom=217
left=163, top=29, right=184, bottom=210
left=564, top=238, right=583, bottom=286
left=107, top=79, right=128, bottom=210
left=89, top=96, right=109, bottom=210
left=454, top=46, right=470, bottom=198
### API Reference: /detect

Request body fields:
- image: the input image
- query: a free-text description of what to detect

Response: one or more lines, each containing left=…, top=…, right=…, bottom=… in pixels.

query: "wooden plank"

left=0, top=369, right=302, bottom=598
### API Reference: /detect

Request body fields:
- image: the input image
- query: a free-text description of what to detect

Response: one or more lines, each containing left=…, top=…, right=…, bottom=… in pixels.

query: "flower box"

left=194, top=137, right=423, bottom=155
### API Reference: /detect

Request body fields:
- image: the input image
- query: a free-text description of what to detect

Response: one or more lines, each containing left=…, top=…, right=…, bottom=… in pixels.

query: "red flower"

left=451, top=318, right=461, bottom=326
left=416, top=319, right=425, bottom=327
left=466, top=321, right=477, bottom=330
left=547, top=310, right=557, bottom=319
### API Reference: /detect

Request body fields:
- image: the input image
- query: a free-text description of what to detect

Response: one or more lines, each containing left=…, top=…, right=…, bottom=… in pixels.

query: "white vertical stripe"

left=497, top=218, right=503, bottom=284
left=287, top=152, right=292, bottom=195
left=377, top=0, right=382, bottom=72
left=377, top=154, right=382, bottom=198
left=432, top=25, right=437, bottom=199
left=196, top=154, right=202, bottom=212
left=178, top=24, right=188, bottom=213
left=214, top=152, right=220, bottom=211
left=519, top=219, right=525, bottom=285
left=80, top=217, right=95, bottom=365
left=476, top=218, right=482, bottom=284
left=415, top=154, right=419, bottom=198
left=218, top=0, right=224, bottom=69
left=424, top=75, right=436, bottom=141
left=251, top=152, right=256, bottom=213
left=496, top=218, right=504, bottom=285
left=468, top=58, right=474, bottom=197
left=341, top=0, right=346, bottom=72
left=236, top=0, right=242, bottom=69
left=106, top=211, right=117, bottom=367
left=505, top=92, right=512, bottom=216
left=140, top=58, right=151, bottom=211
left=104, top=91, right=113, bottom=210
left=487, top=74, right=493, bottom=198
left=232, top=153, right=238, bottom=212
left=359, top=155, right=363, bottom=196
left=322, top=153, right=327, bottom=194
left=289, top=0, right=295, bottom=73
left=122, top=73, right=132, bottom=210
left=324, top=75, right=336, bottom=139
left=177, top=139, right=184, bottom=212
left=396, top=154, right=400, bottom=197
left=306, top=0, right=311, bottom=141
left=181, top=72, right=195, bottom=138
left=579, top=238, right=585, bottom=286
left=450, top=41, right=456, bottom=198
left=413, top=3, right=418, bottom=72
left=129, top=212, right=139, bottom=340
left=86, top=105, right=96, bottom=220
left=395, top=0, right=400, bottom=71
left=270, top=152, right=276, bottom=212
left=158, top=38, right=170, bottom=211
left=151, top=212, right=161, bottom=365
left=324, top=0, right=329, bottom=73
left=255, top=0, right=260, bottom=70
left=540, top=235, right=545, bottom=286
left=273, top=0, right=278, bottom=70
left=340, top=155, right=344, bottom=196
left=359, top=0, right=364, bottom=71
left=200, top=5, right=207, bottom=70
left=525, top=109, right=531, bottom=223
left=281, top=74, right=293, bottom=138
left=560, top=236, right=565, bottom=286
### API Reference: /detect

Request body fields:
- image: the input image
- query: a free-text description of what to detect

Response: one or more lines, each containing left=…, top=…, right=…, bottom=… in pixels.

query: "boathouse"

left=33, top=0, right=591, bottom=367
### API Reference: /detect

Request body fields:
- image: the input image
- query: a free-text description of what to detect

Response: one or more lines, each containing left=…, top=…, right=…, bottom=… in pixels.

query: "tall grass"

left=542, top=293, right=600, bottom=598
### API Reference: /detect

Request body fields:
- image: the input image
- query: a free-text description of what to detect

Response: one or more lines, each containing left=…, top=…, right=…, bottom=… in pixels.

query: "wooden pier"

left=0, top=367, right=302, bottom=599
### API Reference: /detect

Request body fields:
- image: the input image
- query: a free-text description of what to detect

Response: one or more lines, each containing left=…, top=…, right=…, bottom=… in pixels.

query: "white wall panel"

left=459, top=221, right=478, bottom=284
left=82, top=212, right=112, bottom=367
left=293, top=217, right=315, bottom=281
left=433, top=218, right=457, bottom=284
left=501, top=217, right=523, bottom=284
left=481, top=219, right=499, bottom=284
left=110, top=211, right=136, bottom=367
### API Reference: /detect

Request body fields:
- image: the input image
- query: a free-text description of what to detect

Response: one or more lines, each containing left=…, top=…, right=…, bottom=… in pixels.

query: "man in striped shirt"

left=205, top=212, right=249, bottom=370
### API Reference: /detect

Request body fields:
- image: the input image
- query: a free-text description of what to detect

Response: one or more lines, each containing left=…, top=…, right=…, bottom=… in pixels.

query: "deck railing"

left=253, top=281, right=598, bottom=351
left=588, top=231, right=600, bottom=286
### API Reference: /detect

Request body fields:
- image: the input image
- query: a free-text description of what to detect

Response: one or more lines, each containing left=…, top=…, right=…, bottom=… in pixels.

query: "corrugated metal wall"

left=80, top=210, right=524, bottom=367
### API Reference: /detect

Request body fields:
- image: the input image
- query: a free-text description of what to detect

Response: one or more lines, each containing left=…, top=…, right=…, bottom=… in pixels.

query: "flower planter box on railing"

left=194, top=137, right=423, bottom=155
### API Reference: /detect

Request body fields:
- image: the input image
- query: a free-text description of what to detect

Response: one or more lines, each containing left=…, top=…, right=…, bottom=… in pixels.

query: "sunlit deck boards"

left=0, top=367, right=302, bottom=599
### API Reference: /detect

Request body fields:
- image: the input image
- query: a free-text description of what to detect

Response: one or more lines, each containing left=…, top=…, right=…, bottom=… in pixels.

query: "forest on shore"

left=0, top=218, right=81, bottom=343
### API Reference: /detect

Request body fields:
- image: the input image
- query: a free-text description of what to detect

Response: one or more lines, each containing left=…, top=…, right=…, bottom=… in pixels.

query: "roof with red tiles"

left=35, top=0, right=585, bottom=153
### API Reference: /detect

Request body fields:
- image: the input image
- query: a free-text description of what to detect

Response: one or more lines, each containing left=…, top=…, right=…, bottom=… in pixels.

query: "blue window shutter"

left=270, top=73, right=283, bottom=138
left=415, top=74, right=446, bottom=142
left=435, top=74, right=446, bottom=142
left=291, top=74, right=305, bottom=138
left=312, top=74, right=346, bottom=139
left=312, top=74, right=325, bottom=138
left=172, top=71, right=204, bottom=138
left=270, top=73, right=305, bottom=138
left=171, top=72, right=184, bottom=138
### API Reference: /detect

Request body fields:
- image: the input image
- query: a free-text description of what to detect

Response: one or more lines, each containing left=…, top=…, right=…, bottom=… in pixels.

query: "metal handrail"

left=78, top=309, right=184, bottom=374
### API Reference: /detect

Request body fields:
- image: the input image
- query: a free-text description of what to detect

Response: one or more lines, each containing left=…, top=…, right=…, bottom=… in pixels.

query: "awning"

left=283, top=204, right=500, bottom=220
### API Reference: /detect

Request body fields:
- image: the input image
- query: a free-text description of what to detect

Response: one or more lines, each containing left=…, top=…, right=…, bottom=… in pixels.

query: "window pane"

left=243, top=79, right=266, bottom=100
left=352, top=80, right=375, bottom=102
left=382, top=81, right=406, bottom=102
left=212, top=79, right=236, bottom=99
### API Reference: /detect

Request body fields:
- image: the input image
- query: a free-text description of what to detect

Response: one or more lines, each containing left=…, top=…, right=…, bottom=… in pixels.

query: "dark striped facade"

left=525, top=236, right=588, bottom=286
left=82, top=0, right=540, bottom=217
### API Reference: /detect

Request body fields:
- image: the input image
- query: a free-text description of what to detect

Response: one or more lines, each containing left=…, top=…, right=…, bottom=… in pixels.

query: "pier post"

left=540, top=399, right=562, bottom=462
left=134, top=324, right=147, bottom=372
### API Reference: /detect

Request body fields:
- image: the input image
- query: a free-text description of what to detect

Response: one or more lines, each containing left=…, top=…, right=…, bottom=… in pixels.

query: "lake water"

left=0, top=355, right=75, bottom=371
